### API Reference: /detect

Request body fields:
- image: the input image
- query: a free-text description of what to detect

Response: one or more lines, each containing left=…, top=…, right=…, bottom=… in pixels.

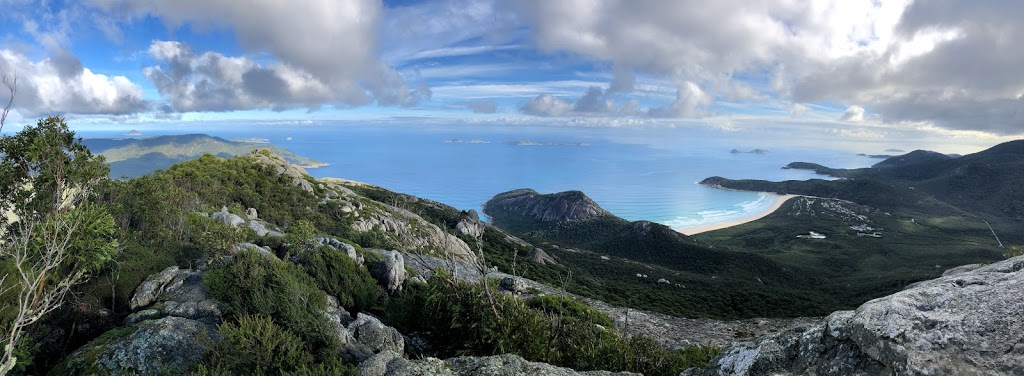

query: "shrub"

left=384, top=276, right=717, bottom=376
left=525, top=295, right=614, bottom=327
left=196, top=315, right=317, bottom=375
left=297, top=245, right=381, bottom=314
left=203, top=250, right=338, bottom=359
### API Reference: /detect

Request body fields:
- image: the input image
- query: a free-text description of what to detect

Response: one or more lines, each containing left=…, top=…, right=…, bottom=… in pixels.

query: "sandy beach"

left=679, top=194, right=799, bottom=236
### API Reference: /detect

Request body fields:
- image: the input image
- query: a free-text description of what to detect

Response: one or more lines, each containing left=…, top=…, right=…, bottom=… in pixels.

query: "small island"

left=125, top=130, right=143, bottom=136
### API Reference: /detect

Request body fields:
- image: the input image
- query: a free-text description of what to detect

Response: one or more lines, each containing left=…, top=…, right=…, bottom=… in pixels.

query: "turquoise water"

left=75, top=122, right=876, bottom=231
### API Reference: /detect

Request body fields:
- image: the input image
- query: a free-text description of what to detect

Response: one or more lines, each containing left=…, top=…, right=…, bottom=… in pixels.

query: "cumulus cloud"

left=520, top=86, right=625, bottom=117
left=573, top=86, right=614, bottom=113
left=649, top=82, right=711, bottom=118
left=840, top=105, right=866, bottom=122
left=142, top=41, right=336, bottom=112
left=509, top=0, right=1024, bottom=134
left=92, top=0, right=425, bottom=111
left=0, top=49, right=148, bottom=116
left=520, top=94, right=572, bottom=116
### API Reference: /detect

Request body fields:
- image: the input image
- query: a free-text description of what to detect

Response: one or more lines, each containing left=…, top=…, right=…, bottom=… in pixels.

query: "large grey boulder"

left=59, top=316, right=218, bottom=375
left=314, top=236, right=365, bottom=264
left=455, top=219, right=483, bottom=238
left=358, top=350, right=452, bottom=376
left=247, top=219, right=283, bottom=237
left=371, top=250, right=407, bottom=294
left=358, top=351, right=638, bottom=376
left=211, top=206, right=245, bottom=228
left=125, top=266, right=221, bottom=325
left=499, top=276, right=527, bottom=295
left=344, top=313, right=405, bottom=362
left=684, top=256, right=1024, bottom=375
left=447, top=354, right=638, bottom=375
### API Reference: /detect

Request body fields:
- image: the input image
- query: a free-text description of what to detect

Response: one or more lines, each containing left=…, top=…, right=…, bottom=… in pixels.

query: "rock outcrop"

left=58, top=317, right=218, bottom=375
left=684, top=256, right=1024, bottom=375
left=212, top=206, right=245, bottom=228
left=499, top=276, right=527, bottom=295
left=456, top=218, right=483, bottom=238
left=370, top=250, right=408, bottom=294
left=249, top=148, right=314, bottom=192
left=314, top=236, right=364, bottom=264
left=210, top=206, right=283, bottom=237
left=359, top=351, right=638, bottom=376
left=529, top=248, right=558, bottom=265
left=125, top=266, right=222, bottom=325
left=484, top=189, right=611, bottom=224
left=59, top=266, right=223, bottom=375
left=351, top=206, right=476, bottom=261
left=320, top=296, right=406, bottom=363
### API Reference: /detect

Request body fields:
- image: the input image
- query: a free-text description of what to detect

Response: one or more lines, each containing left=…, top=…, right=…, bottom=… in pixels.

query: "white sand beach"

left=679, top=194, right=799, bottom=236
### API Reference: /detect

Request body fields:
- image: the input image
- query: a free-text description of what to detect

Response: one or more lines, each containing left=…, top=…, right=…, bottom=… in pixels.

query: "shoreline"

left=678, top=193, right=799, bottom=236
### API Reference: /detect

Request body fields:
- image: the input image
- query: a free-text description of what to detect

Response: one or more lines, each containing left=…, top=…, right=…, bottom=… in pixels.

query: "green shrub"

left=284, top=219, right=318, bottom=255
left=189, top=213, right=250, bottom=262
left=526, top=295, right=614, bottom=327
left=203, top=250, right=339, bottom=359
left=384, top=276, right=716, bottom=376
left=196, top=315, right=320, bottom=375
left=297, top=245, right=381, bottom=314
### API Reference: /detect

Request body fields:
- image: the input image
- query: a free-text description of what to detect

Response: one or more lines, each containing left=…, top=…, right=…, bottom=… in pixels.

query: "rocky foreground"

left=684, top=255, right=1024, bottom=375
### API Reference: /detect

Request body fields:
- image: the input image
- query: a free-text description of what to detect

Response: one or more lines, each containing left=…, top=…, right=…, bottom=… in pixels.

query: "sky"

left=0, top=0, right=1022, bottom=151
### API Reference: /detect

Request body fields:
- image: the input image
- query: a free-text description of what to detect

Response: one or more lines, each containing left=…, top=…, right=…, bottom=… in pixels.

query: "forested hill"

left=721, top=139, right=1024, bottom=235
left=83, top=134, right=325, bottom=178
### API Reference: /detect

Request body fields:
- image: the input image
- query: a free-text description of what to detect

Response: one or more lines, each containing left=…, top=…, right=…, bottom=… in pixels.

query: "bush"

left=525, top=295, right=614, bottom=327
left=203, top=250, right=338, bottom=359
left=297, top=246, right=381, bottom=314
left=189, top=214, right=250, bottom=262
left=193, top=315, right=359, bottom=375
left=384, top=276, right=718, bottom=376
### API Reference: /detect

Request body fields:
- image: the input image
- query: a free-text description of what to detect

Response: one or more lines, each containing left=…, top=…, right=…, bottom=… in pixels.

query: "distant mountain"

left=871, top=150, right=952, bottom=168
left=709, top=139, right=1024, bottom=239
left=83, top=134, right=325, bottom=178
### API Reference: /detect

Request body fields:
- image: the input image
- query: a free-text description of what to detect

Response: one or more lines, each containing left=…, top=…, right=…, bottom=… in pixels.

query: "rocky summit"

left=684, top=255, right=1024, bottom=376
left=484, top=189, right=612, bottom=224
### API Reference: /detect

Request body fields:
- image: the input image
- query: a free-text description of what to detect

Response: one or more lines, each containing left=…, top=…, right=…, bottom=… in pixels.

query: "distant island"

left=444, top=139, right=590, bottom=147
left=856, top=153, right=894, bottom=159
left=502, top=140, right=590, bottom=147
left=730, top=148, right=769, bottom=154
left=444, top=139, right=491, bottom=144
left=884, top=148, right=905, bottom=153
left=125, top=130, right=142, bottom=136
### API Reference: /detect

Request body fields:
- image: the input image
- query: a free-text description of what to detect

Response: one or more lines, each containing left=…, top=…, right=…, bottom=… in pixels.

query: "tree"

left=0, top=116, right=119, bottom=375
left=0, top=74, right=15, bottom=134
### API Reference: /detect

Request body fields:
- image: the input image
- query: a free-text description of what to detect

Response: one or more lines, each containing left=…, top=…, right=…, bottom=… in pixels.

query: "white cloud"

left=92, top=0, right=425, bottom=110
left=649, top=82, right=711, bottom=118
left=509, top=0, right=1024, bottom=134
left=840, top=105, right=866, bottom=122
left=789, top=103, right=809, bottom=116
left=0, top=49, right=148, bottom=116
left=520, top=94, right=572, bottom=116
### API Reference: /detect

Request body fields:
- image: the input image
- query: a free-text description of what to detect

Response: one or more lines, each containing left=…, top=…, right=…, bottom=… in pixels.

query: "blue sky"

left=0, top=0, right=1022, bottom=149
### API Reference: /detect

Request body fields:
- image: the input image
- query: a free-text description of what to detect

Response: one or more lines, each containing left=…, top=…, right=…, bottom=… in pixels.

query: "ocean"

left=74, top=121, right=878, bottom=232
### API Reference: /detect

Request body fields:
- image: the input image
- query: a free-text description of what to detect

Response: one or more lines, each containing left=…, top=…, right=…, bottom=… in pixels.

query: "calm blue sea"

left=74, top=121, right=877, bottom=232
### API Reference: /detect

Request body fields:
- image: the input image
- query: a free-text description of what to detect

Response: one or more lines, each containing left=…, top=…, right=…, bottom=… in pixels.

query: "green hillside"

left=83, top=134, right=325, bottom=178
